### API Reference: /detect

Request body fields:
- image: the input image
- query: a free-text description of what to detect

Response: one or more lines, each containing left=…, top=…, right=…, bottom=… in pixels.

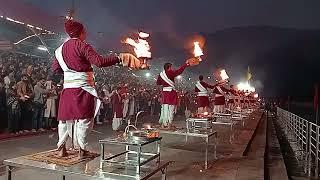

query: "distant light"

left=177, top=75, right=182, bottom=79
left=207, top=76, right=211, bottom=79
left=37, top=46, right=48, bottom=51
left=6, top=17, right=15, bottom=22
left=188, top=77, right=191, bottom=81
left=145, top=72, right=151, bottom=77
left=65, top=16, right=73, bottom=20
left=27, top=24, right=34, bottom=28
left=237, top=82, right=255, bottom=92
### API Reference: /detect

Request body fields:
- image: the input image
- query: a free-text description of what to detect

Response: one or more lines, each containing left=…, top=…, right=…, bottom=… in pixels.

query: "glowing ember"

left=220, top=69, right=229, bottom=80
left=124, top=32, right=151, bottom=58
left=193, top=41, right=203, bottom=58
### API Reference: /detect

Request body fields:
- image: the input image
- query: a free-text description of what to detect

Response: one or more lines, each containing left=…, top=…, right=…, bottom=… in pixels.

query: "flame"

left=220, top=69, right=229, bottom=80
left=193, top=41, right=203, bottom=58
left=139, top=32, right=149, bottom=38
left=124, top=36, right=151, bottom=58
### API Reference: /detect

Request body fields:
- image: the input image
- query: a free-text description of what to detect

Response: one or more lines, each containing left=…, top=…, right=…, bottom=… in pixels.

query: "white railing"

left=277, top=107, right=318, bottom=177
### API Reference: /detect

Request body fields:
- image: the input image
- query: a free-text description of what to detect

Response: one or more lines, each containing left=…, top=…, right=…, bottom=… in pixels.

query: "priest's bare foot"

left=57, top=145, right=67, bottom=157
left=79, top=148, right=91, bottom=159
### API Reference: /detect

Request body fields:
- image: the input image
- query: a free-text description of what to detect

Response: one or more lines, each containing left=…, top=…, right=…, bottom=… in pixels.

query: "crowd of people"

left=0, top=51, right=59, bottom=134
left=0, top=50, right=258, bottom=135
left=0, top=51, right=195, bottom=135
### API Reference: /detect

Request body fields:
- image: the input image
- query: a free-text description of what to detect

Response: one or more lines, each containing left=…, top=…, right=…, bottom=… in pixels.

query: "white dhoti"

left=57, top=118, right=93, bottom=150
left=129, top=100, right=135, bottom=116
left=123, top=99, right=129, bottom=118
left=185, top=108, right=191, bottom=118
left=214, top=105, right=225, bottom=113
left=112, top=113, right=122, bottom=131
left=159, top=104, right=175, bottom=126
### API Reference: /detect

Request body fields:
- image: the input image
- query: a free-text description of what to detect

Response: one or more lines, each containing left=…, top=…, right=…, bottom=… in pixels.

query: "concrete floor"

left=0, top=111, right=264, bottom=180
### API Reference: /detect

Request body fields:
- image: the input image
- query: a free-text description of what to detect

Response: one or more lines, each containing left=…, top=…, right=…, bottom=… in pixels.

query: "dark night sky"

left=0, top=0, right=320, bottom=97
left=1, top=0, right=320, bottom=33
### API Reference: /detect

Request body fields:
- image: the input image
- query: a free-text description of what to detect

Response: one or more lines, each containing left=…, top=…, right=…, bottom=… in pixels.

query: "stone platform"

left=0, top=110, right=267, bottom=180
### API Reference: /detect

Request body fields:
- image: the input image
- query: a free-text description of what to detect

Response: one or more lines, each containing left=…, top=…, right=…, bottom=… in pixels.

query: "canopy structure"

left=0, top=17, right=64, bottom=58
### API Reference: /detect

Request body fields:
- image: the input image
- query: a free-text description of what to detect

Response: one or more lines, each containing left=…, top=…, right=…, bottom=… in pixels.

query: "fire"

left=220, top=69, right=229, bottom=80
left=193, top=41, right=203, bottom=59
left=124, top=32, right=151, bottom=58
left=139, top=32, right=150, bottom=38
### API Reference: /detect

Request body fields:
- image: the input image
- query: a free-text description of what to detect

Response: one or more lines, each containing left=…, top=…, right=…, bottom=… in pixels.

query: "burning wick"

left=193, top=41, right=203, bottom=61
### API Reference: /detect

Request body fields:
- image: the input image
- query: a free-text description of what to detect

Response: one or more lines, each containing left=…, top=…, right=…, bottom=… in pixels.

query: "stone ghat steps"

left=236, top=111, right=289, bottom=180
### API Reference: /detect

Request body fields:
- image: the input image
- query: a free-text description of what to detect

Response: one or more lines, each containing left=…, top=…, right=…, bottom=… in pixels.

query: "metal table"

left=159, top=129, right=217, bottom=169
left=99, top=137, right=162, bottom=178
left=3, top=155, right=172, bottom=180
left=212, top=113, right=247, bottom=142
left=186, top=117, right=214, bottom=133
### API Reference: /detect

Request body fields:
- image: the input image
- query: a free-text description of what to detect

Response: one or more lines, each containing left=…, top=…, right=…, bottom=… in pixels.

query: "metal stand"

left=6, top=166, right=12, bottom=180
left=99, top=137, right=162, bottom=178
left=160, top=129, right=217, bottom=169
